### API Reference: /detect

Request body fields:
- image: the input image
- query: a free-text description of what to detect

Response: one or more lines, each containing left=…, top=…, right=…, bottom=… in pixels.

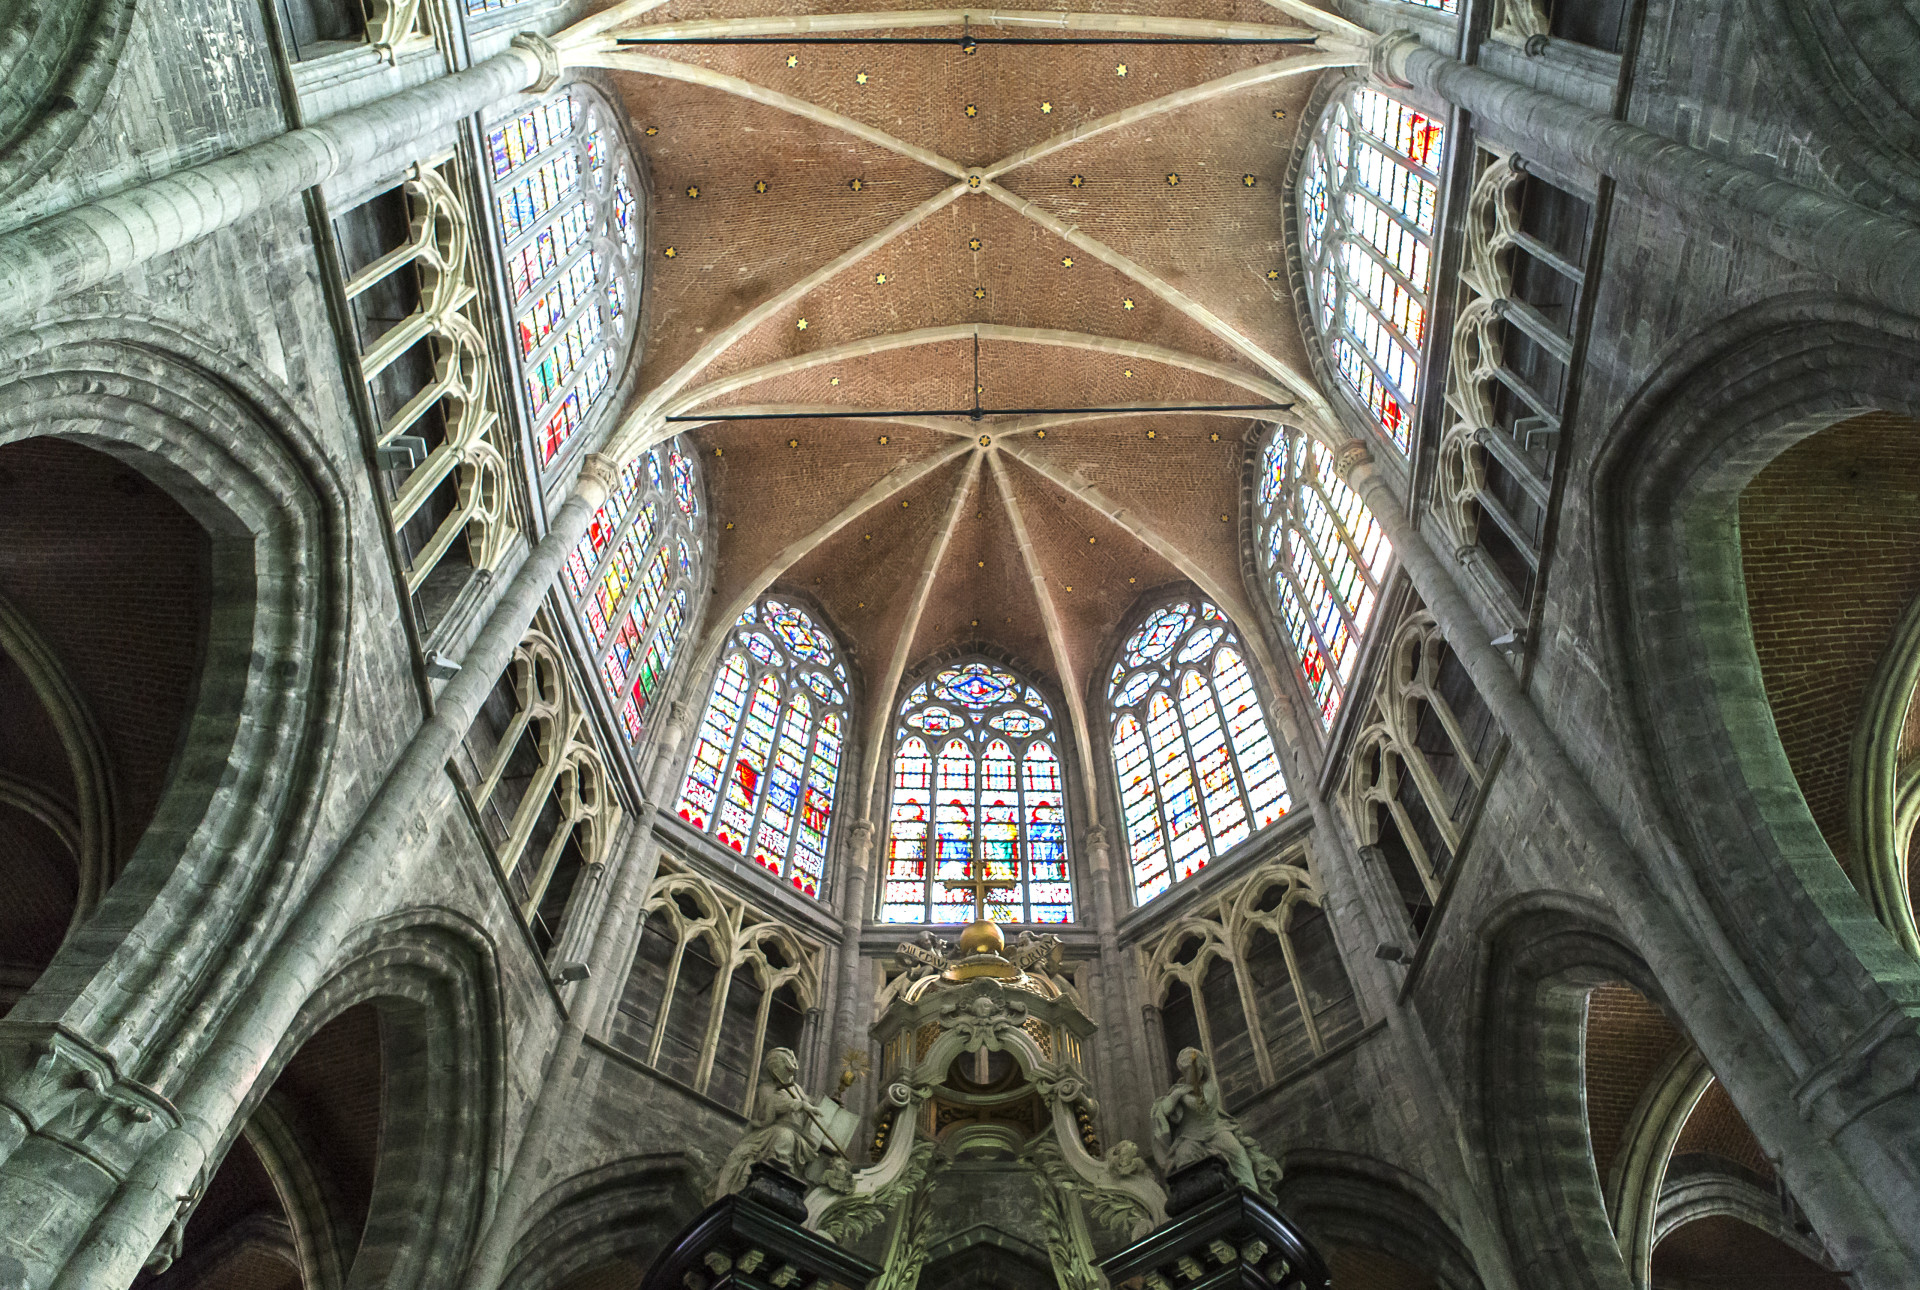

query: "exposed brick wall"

left=1325, top=1246, right=1439, bottom=1290
left=1650, top=1215, right=1843, bottom=1288
left=1674, top=1078, right=1773, bottom=1181
left=0, top=437, right=213, bottom=869
left=1739, top=411, right=1920, bottom=875
left=1582, top=982, right=1683, bottom=1189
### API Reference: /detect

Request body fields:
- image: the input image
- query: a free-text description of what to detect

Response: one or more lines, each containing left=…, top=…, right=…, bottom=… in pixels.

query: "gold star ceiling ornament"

left=965, top=104, right=978, bottom=118
left=1122, top=298, right=1136, bottom=310
left=662, top=247, right=676, bottom=258
left=1041, top=101, right=1053, bottom=114
left=686, top=184, right=700, bottom=198
left=856, top=70, right=869, bottom=84
left=644, top=125, right=658, bottom=136
left=1070, top=174, right=1084, bottom=188
left=786, top=54, right=798, bottom=67
left=1115, top=63, right=1128, bottom=76
left=797, top=318, right=809, bottom=330
left=1166, top=173, right=1180, bottom=186
left=969, top=237, right=982, bottom=251
left=973, top=286, right=987, bottom=299
left=754, top=179, right=769, bottom=194
left=875, top=273, right=888, bottom=284
left=849, top=177, right=864, bottom=192
left=1061, top=256, right=1074, bottom=268
left=1266, top=269, right=1281, bottom=280
left=1243, top=174, right=1258, bottom=187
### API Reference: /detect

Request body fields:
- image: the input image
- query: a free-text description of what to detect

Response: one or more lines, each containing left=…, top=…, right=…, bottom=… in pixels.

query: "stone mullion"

left=1274, top=910, right=1326, bottom=1058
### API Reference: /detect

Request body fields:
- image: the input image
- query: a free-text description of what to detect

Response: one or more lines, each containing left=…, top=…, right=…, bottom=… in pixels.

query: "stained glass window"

left=558, top=438, right=705, bottom=747
left=883, top=661, right=1073, bottom=924
left=483, top=84, right=643, bottom=468
left=676, top=597, right=849, bottom=899
left=1257, top=428, right=1394, bottom=728
left=1301, top=83, right=1446, bottom=455
left=1110, top=603, right=1291, bottom=903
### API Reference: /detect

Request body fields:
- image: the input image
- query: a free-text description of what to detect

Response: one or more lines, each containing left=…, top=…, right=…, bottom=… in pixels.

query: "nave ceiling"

left=568, top=0, right=1366, bottom=723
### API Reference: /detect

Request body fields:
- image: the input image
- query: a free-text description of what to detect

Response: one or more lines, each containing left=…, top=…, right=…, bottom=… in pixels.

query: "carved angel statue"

left=711, top=1047, right=830, bottom=1200
left=1149, top=1047, right=1281, bottom=1198
left=1008, top=930, right=1065, bottom=975
left=895, top=931, right=955, bottom=980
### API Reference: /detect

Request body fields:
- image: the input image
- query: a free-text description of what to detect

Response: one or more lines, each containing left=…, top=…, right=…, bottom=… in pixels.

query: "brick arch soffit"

left=0, top=0, right=137, bottom=203
left=1736, top=0, right=1920, bottom=216
left=215, top=910, right=507, bottom=1290
left=239, top=1092, right=353, bottom=1290
left=1847, top=590, right=1920, bottom=957
left=1272, top=1149, right=1487, bottom=1290
left=496, top=1156, right=706, bottom=1290
left=0, top=317, right=352, bottom=1084
left=1467, top=892, right=1661, bottom=1290
left=1588, top=291, right=1920, bottom=1045
left=0, top=590, right=118, bottom=931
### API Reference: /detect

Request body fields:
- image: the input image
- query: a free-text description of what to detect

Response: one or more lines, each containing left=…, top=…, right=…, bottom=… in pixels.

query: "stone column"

left=458, top=798, right=664, bottom=1290
left=828, top=820, right=877, bottom=1069
left=645, top=699, right=696, bottom=806
left=1082, top=825, right=1149, bottom=1144
left=0, top=34, right=558, bottom=325
left=29, top=454, right=620, bottom=1290
left=1336, top=439, right=1920, bottom=1288
left=1369, top=30, right=1920, bottom=321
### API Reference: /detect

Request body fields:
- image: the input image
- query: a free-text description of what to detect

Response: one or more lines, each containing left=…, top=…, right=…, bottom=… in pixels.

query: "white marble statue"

left=1149, top=1047, right=1282, bottom=1197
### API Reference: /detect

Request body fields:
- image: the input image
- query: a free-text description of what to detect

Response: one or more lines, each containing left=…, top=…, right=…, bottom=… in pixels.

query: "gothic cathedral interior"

left=0, top=0, right=1915, bottom=1288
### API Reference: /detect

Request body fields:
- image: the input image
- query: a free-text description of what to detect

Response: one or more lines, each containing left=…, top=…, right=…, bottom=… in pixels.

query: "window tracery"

left=1301, top=82, right=1447, bottom=455
left=880, top=660, right=1074, bottom=925
left=482, top=83, right=641, bottom=470
left=1257, top=428, right=1394, bottom=728
left=1109, top=604, right=1291, bottom=904
left=336, top=157, right=518, bottom=636
left=609, top=858, right=823, bottom=1111
left=1136, top=854, right=1363, bottom=1102
left=676, top=599, right=849, bottom=899
left=558, top=439, right=704, bottom=746
left=1342, top=610, right=1498, bottom=939
left=455, top=613, right=618, bottom=957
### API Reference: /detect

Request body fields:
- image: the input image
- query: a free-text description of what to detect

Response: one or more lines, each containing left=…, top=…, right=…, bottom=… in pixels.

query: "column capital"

left=1369, top=29, right=1422, bottom=89
left=511, top=32, right=563, bottom=94
left=575, top=451, right=620, bottom=507
left=1332, top=437, right=1374, bottom=482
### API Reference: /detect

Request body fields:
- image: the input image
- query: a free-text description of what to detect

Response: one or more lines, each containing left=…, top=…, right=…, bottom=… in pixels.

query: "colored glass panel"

left=1304, top=85, right=1446, bottom=454
left=1112, top=604, right=1294, bottom=903
left=676, top=597, right=846, bottom=899
left=1257, top=428, right=1394, bottom=728
left=883, top=660, right=1074, bottom=924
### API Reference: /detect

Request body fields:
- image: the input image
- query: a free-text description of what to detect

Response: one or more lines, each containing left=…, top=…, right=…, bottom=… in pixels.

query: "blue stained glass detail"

left=802, top=671, right=845, bottom=705
left=935, top=661, right=1019, bottom=709
left=908, top=705, right=966, bottom=733
left=990, top=709, right=1047, bottom=735
left=1126, top=603, right=1193, bottom=665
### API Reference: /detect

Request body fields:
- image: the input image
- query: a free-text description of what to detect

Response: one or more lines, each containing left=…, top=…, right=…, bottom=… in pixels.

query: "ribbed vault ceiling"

left=566, top=0, right=1367, bottom=758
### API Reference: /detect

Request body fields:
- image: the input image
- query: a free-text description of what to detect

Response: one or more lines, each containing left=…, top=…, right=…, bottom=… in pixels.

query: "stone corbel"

left=512, top=32, right=565, bottom=95
left=0, top=1028, right=181, bottom=1181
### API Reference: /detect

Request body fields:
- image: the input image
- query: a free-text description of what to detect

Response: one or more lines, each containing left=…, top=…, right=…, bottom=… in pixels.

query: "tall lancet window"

left=483, top=82, right=641, bottom=469
left=1301, top=82, right=1446, bottom=455
left=882, top=662, right=1073, bottom=925
left=559, top=439, right=703, bottom=746
left=1256, top=429, right=1394, bottom=727
left=676, top=599, right=849, bottom=899
left=1110, top=604, right=1292, bottom=904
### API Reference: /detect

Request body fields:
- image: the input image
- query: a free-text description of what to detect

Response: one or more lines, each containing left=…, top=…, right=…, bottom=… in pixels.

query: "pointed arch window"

left=558, top=437, right=704, bottom=746
left=1256, top=428, right=1394, bottom=728
left=483, top=82, right=642, bottom=469
left=676, top=599, right=849, bottom=899
left=1109, top=604, right=1292, bottom=903
left=882, top=661, right=1073, bottom=925
left=1301, top=82, right=1447, bottom=454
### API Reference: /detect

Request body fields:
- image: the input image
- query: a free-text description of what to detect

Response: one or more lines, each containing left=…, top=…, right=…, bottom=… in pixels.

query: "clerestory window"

left=558, top=439, right=703, bottom=746
left=1257, top=428, right=1395, bottom=728
left=675, top=598, right=850, bottom=900
left=881, top=661, right=1074, bottom=925
left=1301, top=83, right=1447, bottom=455
left=483, top=82, right=641, bottom=471
left=1109, top=604, right=1291, bottom=903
